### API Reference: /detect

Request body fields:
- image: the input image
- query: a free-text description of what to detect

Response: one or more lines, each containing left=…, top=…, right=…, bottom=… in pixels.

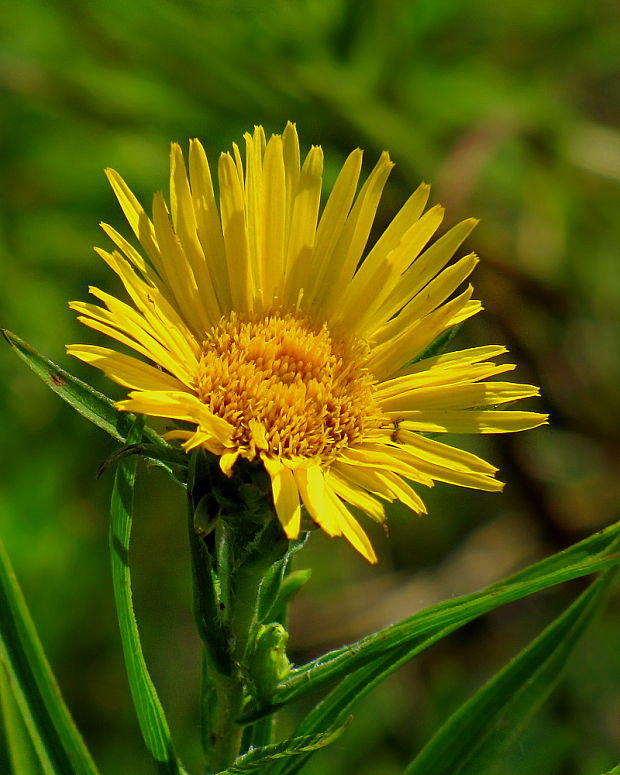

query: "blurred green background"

left=1, top=1, right=619, bottom=773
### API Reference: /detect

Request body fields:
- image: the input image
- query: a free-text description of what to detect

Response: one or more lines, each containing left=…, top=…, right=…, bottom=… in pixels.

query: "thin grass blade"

left=268, top=569, right=618, bottom=775
left=219, top=723, right=349, bottom=774
left=267, top=528, right=620, bottom=775
left=404, top=568, right=618, bottom=775
left=109, top=416, right=184, bottom=775
left=0, top=539, right=100, bottom=775
left=1, top=662, right=44, bottom=775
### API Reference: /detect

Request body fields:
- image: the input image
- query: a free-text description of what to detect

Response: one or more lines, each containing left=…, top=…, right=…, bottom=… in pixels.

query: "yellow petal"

left=169, top=143, right=223, bottom=324
left=325, top=469, right=386, bottom=523
left=93, top=249, right=200, bottom=368
left=338, top=203, right=444, bottom=333
left=220, top=450, right=240, bottom=477
left=115, top=390, right=234, bottom=445
left=390, top=345, right=509, bottom=381
left=100, top=223, right=160, bottom=283
left=163, top=429, right=193, bottom=442
left=69, top=314, right=194, bottom=389
left=382, top=381, right=541, bottom=413
left=376, top=362, right=516, bottom=403
left=449, top=298, right=483, bottom=326
left=378, top=217, right=478, bottom=324
left=338, top=445, right=434, bottom=487
left=70, top=297, right=158, bottom=360
left=335, top=459, right=427, bottom=514
left=321, top=151, right=394, bottom=319
left=263, top=456, right=301, bottom=538
left=293, top=462, right=341, bottom=536
left=260, top=135, right=287, bottom=305
left=218, top=152, right=254, bottom=313
left=282, top=121, right=301, bottom=244
left=188, top=138, right=231, bottom=310
left=391, top=430, right=498, bottom=474
left=324, top=485, right=377, bottom=563
left=152, top=191, right=212, bottom=334
left=182, top=428, right=217, bottom=452
left=369, top=285, right=475, bottom=379
left=375, top=254, right=479, bottom=346
left=243, top=129, right=264, bottom=307
left=104, top=169, right=163, bottom=274
left=283, top=146, right=324, bottom=304
left=399, top=410, right=549, bottom=434
left=359, top=182, right=431, bottom=274
left=331, top=460, right=397, bottom=502
left=66, top=345, right=184, bottom=392
left=304, top=149, right=363, bottom=308
left=373, top=470, right=428, bottom=514
left=380, top=438, right=503, bottom=492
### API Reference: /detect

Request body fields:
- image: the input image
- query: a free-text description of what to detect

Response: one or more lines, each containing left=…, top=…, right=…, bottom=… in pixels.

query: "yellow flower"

left=68, top=123, right=547, bottom=563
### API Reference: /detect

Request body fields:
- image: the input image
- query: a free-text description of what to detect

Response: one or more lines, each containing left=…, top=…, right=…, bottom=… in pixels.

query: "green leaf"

left=2, top=329, right=183, bottom=482
left=260, top=569, right=312, bottom=626
left=219, top=723, right=349, bottom=774
left=601, top=765, right=620, bottom=775
left=256, top=536, right=309, bottom=627
left=266, top=525, right=620, bottom=775
left=404, top=568, right=619, bottom=775
left=0, top=539, right=100, bottom=775
left=248, top=520, right=620, bottom=717
left=1, top=663, right=43, bottom=775
left=262, top=523, right=620, bottom=775
left=109, top=416, right=185, bottom=775
left=267, top=644, right=420, bottom=775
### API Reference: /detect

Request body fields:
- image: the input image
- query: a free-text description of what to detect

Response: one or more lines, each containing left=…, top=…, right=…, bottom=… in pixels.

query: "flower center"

left=196, top=312, right=382, bottom=461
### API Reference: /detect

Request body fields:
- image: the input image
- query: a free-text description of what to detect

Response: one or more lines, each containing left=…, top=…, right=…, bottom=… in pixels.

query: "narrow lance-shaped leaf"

left=269, top=570, right=618, bottom=775
left=246, top=520, right=620, bottom=717
left=109, top=415, right=185, bottom=775
left=266, top=636, right=439, bottom=775
left=1, top=329, right=184, bottom=482
left=267, top=529, right=620, bottom=775
left=1, top=662, right=43, bottom=775
left=404, top=567, right=619, bottom=775
left=0, top=539, right=101, bottom=775
left=218, top=723, right=349, bottom=774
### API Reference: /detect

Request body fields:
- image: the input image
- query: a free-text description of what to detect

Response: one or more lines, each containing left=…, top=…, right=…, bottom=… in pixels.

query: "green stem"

left=187, top=523, right=231, bottom=677
left=204, top=672, right=245, bottom=774
left=187, top=452, right=291, bottom=772
left=205, top=521, right=278, bottom=771
left=240, top=716, right=274, bottom=754
left=201, top=522, right=245, bottom=773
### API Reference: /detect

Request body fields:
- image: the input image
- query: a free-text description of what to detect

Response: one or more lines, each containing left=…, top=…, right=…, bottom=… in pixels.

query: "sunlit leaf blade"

left=0, top=538, right=100, bottom=775
left=249, top=520, right=620, bottom=716
left=268, top=567, right=619, bottom=775
left=219, top=724, right=348, bottom=774
left=601, top=765, right=620, bottom=775
left=1, top=663, right=43, bottom=775
left=268, top=525, right=620, bottom=775
left=109, top=416, right=185, bottom=775
left=403, top=568, right=619, bottom=775
left=1, top=330, right=182, bottom=481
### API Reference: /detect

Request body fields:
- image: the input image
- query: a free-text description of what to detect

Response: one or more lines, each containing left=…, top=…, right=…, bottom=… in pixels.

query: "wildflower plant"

left=2, top=124, right=619, bottom=775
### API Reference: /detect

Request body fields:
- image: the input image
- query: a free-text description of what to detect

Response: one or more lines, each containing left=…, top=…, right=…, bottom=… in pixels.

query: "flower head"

left=68, top=123, right=547, bottom=562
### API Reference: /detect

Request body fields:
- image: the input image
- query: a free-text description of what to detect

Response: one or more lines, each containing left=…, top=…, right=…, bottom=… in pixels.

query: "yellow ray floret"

left=68, top=122, right=547, bottom=563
